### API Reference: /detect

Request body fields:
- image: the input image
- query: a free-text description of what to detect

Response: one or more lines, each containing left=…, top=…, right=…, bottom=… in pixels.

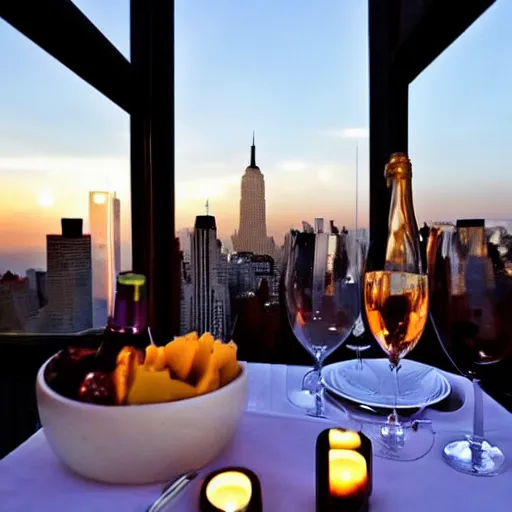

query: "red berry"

left=78, top=372, right=115, bottom=405
left=45, top=348, right=98, bottom=400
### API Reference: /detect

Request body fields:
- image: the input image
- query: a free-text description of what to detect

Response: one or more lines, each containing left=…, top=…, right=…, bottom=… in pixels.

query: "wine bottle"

left=383, top=152, right=422, bottom=274
left=364, top=153, right=428, bottom=367
left=96, top=271, right=152, bottom=371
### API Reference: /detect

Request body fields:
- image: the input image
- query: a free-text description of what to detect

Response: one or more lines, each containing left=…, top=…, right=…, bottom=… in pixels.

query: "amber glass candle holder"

left=199, top=467, right=262, bottom=512
left=316, top=428, right=373, bottom=512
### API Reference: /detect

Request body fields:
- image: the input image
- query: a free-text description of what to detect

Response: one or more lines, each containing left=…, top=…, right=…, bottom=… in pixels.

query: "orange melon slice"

left=127, top=366, right=197, bottom=405
left=164, top=336, right=198, bottom=381
left=189, top=332, right=215, bottom=384
left=195, top=355, right=220, bottom=396
left=114, top=346, right=144, bottom=405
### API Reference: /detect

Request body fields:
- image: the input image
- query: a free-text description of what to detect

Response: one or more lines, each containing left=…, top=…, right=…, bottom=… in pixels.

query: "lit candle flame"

left=328, top=429, right=362, bottom=450
left=206, top=471, right=252, bottom=512
left=329, top=449, right=368, bottom=498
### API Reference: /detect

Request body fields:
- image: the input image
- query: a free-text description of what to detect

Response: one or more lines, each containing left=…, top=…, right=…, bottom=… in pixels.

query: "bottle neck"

left=384, top=176, right=423, bottom=273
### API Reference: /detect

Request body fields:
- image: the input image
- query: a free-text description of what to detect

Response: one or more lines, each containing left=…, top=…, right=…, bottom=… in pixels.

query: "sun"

left=38, top=190, right=55, bottom=207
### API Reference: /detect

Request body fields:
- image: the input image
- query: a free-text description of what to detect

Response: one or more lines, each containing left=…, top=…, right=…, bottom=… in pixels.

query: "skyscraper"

left=191, top=215, right=230, bottom=340
left=45, top=218, right=92, bottom=333
left=0, top=272, right=40, bottom=332
left=89, top=191, right=121, bottom=327
left=231, top=135, right=277, bottom=258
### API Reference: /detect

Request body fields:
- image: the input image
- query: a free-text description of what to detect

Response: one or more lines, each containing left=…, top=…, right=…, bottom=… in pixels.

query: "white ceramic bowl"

left=36, top=356, right=248, bottom=484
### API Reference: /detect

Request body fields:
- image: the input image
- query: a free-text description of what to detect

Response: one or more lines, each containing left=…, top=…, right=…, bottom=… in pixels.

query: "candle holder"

left=316, top=428, right=373, bottom=512
left=199, top=466, right=262, bottom=512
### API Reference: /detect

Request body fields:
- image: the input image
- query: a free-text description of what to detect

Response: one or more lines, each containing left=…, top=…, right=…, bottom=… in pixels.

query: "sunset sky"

left=1, top=0, right=512, bottom=274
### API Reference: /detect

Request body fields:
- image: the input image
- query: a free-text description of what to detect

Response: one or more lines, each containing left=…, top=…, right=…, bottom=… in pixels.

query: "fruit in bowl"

left=36, top=332, right=247, bottom=484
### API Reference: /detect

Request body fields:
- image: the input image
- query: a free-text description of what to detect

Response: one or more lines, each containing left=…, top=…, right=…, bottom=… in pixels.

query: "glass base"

left=287, top=389, right=328, bottom=418
left=443, top=437, right=506, bottom=476
left=302, top=368, right=322, bottom=394
left=361, top=419, right=435, bottom=461
left=286, top=366, right=331, bottom=418
left=285, top=366, right=318, bottom=410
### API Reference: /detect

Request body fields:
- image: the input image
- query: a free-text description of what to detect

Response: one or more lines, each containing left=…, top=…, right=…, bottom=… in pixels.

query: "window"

left=0, top=5, right=130, bottom=334
left=175, top=0, right=369, bottom=360
left=410, top=1, right=512, bottom=225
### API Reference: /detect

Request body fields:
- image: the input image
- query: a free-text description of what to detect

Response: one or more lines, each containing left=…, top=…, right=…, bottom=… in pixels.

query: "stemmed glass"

left=428, top=219, right=511, bottom=476
left=284, top=229, right=362, bottom=417
left=343, top=234, right=379, bottom=393
left=362, top=267, right=432, bottom=460
left=345, top=232, right=372, bottom=370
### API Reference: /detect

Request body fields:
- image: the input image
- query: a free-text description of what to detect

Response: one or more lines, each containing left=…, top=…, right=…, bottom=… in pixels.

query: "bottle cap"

left=384, top=152, right=412, bottom=186
left=117, top=272, right=146, bottom=302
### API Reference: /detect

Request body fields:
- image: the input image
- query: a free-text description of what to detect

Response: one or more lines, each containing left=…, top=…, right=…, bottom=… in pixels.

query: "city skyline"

left=2, top=1, right=512, bottom=275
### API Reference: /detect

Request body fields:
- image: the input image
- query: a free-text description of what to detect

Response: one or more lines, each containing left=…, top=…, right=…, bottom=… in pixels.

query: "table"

left=1, top=363, right=512, bottom=511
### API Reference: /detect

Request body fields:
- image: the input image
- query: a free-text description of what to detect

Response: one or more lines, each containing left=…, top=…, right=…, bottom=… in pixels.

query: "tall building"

left=231, top=135, right=277, bottom=258
left=0, top=272, right=40, bottom=332
left=227, top=252, right=276, bottom=299
left=190, top=215, right=230, bottom=340
left=180, top=258, right=193, bottom=335
left=89, top=191, right=121, bottom=327
left=26, top=268, right=47, bottom=308
left=45, top=219, right=92, bottom=333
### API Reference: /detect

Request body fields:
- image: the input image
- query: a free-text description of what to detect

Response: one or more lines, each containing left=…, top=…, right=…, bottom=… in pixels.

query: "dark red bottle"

left=96, top=271, right=152, bottom=371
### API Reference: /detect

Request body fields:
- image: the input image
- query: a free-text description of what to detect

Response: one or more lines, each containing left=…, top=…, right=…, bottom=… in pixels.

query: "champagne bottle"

left=364, top=153, right=428, bottom=366
left=96, top=272, right=152, bottom=371
left=384, top=152, right=422, bottom=273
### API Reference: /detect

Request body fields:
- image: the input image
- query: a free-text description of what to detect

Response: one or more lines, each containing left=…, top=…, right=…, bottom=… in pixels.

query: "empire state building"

left=231, top=135, right=276, bottom=257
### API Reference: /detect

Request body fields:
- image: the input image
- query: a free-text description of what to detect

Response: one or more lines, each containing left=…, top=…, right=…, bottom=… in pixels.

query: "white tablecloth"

left=1, top=363, right=512, bottom=512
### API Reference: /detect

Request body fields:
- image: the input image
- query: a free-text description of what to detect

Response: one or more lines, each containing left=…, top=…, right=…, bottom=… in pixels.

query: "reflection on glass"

left=285, top=229, right=362, bottom=417
left=428, top=219, right=511, bottom=476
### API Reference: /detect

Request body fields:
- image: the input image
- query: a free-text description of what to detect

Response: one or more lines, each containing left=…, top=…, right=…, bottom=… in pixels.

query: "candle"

left=328, top=449, right=368, bottom=498
left=328, top=429, right=362, bottom=450
left=205, top=471, right=252, bottom=512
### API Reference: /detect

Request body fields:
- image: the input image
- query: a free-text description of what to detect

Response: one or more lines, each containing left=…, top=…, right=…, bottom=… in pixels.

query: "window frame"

left=0, top=0, right=495, bottom=339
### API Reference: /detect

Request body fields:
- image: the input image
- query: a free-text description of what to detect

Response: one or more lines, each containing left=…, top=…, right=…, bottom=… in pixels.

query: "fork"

left=146, top=471, right=198, bottom=512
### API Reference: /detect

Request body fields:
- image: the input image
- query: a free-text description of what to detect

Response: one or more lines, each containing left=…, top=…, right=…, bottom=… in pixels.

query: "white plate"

left=322, top=358, right=451, bottom=409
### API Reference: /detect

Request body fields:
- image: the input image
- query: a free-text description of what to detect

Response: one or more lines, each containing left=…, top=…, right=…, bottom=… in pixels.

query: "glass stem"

left=313, top=357, right=321, bottom=373
left=313, top=357, right=322, bottom=391
left=471, top=378, right=484, bottom=447
left=389, top=363, right=401, bottom=425
left=311, top=354, right=325, bottom=418
left=356, top=346, right=363, bottom=370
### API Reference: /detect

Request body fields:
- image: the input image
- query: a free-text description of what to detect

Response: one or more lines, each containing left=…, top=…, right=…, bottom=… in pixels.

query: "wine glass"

left=342, top=235, right=380, bottom=393
left=362, top=267, right=432, bottom=460
left=345, top=231, right=373, bottom=370
left=284, top=229, right=362, bottom=417
left=428, top=219, right=512, bottom=476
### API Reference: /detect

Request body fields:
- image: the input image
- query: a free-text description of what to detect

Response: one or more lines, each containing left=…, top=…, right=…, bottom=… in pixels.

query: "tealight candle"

left=200, top=467, right=262, bottom=512
left=328, top=429, right=362, bottom=450
left=316, top=428, right=372, bottom=512
left=206, top=471, right=252, bottom=512
left=328, top=450, right=368, bottom=498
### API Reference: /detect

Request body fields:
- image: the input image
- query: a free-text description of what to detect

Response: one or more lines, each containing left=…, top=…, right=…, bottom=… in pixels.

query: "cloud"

left=176, top=173, right=240, bottom=201
left=0, top=156, right=130, bottom=195
left=277, top=160, right=309, bottom=173
left=0, top=156, right=127, bottom=174
left=317, top=167, right=334, bottom=183
left=324, top=127, right=369, bottom=139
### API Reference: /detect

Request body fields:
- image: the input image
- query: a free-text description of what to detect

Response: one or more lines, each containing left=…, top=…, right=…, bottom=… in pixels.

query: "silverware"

left=147, top=471, right=198, bottom=512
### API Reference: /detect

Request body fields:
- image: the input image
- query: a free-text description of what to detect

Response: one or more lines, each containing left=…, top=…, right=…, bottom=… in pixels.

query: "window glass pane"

left=175, top=1, right=369, bottom=361
left=410, top=1, right=512, bottom=224
left=71, top=0, right=129, bottom=59
left=0, top=17, right=130, bottom=334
